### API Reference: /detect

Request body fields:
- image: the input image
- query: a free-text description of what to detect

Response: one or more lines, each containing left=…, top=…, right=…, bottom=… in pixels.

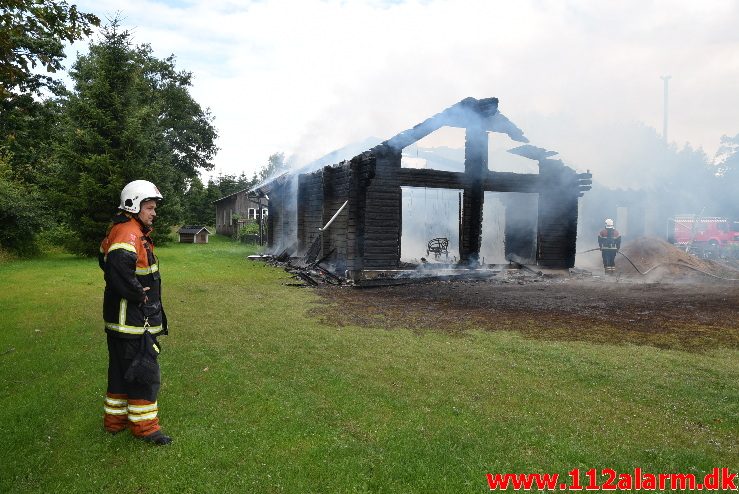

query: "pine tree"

left=0, top=1, right=98, bottom=255
left=54, top=21, right=217, bottom=254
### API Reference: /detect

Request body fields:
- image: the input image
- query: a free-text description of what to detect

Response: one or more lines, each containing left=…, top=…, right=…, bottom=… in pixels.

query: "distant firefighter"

left=598, top=218, right=621, bottom=275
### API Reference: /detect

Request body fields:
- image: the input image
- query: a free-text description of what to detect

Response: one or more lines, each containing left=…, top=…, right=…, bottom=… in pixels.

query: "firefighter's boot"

left=142, top=430, right=172, bottom=446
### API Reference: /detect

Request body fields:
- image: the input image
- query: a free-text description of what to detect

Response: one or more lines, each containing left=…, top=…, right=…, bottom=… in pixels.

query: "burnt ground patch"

left=310, top=276, right=739, bottom=352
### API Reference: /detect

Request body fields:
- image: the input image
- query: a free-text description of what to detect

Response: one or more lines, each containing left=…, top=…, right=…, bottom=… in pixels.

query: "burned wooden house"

left=261, top=97, right=591, bottom=283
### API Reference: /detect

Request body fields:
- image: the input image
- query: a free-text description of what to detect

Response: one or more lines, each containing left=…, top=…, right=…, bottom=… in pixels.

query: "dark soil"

left=308, top=238, right=739, bottom=353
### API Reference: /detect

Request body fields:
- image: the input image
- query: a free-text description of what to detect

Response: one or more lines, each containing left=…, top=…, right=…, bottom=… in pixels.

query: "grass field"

left=0, top=236, right=737, bottom=493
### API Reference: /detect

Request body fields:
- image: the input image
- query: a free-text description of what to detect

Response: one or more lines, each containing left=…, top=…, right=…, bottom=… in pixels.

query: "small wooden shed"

left=178, top=225, right=211, bottom=244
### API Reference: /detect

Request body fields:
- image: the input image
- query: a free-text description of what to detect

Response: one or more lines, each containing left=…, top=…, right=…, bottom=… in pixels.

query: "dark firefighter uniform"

left=598, top=227, right=621, bottom=274
left=99, top=213, right=167, bottom=438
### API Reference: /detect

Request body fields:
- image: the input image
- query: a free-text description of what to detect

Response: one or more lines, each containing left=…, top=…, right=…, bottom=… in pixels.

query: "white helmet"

left=605, top=218, right=614, bottom=228
left=119, top=180, right=163, bottom=213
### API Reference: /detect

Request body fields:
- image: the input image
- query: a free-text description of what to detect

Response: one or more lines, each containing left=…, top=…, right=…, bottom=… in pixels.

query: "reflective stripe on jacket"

left=99, top=215, right=166, bottom=338
left=598, top=228, right=621, bottom=250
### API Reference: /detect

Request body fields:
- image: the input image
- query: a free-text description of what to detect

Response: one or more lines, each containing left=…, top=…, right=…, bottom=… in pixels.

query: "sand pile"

left=616, top=236, right=738, bottom=279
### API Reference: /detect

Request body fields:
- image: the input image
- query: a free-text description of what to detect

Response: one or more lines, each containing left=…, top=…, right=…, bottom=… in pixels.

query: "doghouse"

left=177, top=225, right=211, bottom=244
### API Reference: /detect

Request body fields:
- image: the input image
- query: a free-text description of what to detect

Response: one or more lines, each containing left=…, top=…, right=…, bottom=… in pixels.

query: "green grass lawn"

left=0, top=236, right=737, bottom=493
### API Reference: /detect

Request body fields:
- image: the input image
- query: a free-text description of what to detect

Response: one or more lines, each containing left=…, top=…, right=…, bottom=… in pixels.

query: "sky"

left=65, top=0, right=739, bottom=188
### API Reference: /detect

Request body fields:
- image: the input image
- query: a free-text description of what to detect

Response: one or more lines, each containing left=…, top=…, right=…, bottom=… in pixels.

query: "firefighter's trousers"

left=104, top=334, right=162, bottom=437
left=601, top=248, right=617, bottom=268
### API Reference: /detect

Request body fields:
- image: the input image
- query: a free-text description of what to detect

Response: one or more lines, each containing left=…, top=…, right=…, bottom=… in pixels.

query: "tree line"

left=1, top=2, right=286, bottom=257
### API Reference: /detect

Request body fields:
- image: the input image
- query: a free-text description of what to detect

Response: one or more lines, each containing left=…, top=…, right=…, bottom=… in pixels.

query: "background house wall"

left=214, top=190, right=268, bottom=237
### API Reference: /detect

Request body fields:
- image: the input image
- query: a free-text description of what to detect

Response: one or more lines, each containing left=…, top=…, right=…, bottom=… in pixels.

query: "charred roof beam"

left=382, top=97, right=528, bottom=153
left=397, top=168, right=541, bottom=193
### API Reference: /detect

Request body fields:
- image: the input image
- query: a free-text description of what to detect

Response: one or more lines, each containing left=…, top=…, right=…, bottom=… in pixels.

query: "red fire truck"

left=667, top=215, right=739, bottom=259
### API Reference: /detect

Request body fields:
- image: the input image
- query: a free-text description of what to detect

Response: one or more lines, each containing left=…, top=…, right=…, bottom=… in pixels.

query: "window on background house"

left=248, top=208, right=256, bottom=219
left=262, top=209, right=269, bottom=217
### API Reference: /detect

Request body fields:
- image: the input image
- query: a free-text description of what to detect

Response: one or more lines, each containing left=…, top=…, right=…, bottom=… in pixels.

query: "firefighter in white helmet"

left=98, top=180, right=172, bottom=445
left=598, top=218, right=621, bottom=275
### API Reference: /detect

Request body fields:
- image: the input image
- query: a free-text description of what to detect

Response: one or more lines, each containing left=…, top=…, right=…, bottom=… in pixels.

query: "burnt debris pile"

left=249, top=253, right=561, bottom=288
left=249, top=253, right=346, bottom=287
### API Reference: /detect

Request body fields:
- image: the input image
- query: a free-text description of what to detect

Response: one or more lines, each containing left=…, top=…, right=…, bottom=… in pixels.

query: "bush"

left=0, top=247, right=16, bottom=263
left=238, top=220, right=266, bottom=244
left=37, top=224, right=77, bottom=254
left=0, top=170, right=48, bottom=257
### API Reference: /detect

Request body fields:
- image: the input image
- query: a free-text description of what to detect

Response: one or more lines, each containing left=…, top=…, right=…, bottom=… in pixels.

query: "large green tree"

left=182, top=176, right=218, bottom=226
left=258, top=152, right=287, bottom=183
left=1, top=0, right=98, bottom=171
left=55, top=21, right=218, bottom=254
left=214, top=171, right=254, bottom=197
left=0, top=150, right=50, bottom=255
left=0, top=0, right=98, bottom=255
left=1, top=0, right=99, bottom=100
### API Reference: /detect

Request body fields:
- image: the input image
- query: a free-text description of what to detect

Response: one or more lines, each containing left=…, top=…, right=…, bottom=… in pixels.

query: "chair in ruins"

left=426, top=237, right=449, bottom=260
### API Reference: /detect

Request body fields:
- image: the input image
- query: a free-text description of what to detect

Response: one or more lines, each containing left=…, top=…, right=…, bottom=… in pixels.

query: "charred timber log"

left=459, top=126, right=487, bottom=264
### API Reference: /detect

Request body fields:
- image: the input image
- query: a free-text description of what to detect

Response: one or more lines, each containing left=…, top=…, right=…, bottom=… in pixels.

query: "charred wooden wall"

left=362, top=147, right=402, bottom=269
left=504, top=193, right=539, bottom=263
left=267, top=187, right=282, bottom=249
left=297, top=174, right=323, bottom=254
left=536, top=160, right=581, bottom=268
left=460, top=126, right=488, bottom=263
left=321, top=164, right=351, bottom=270
left=345, top=153, right=375, bottom=272
left=295, top=153, right=376, bottom=272
left=302, top=147, right=398, bottom=271
left=289, top=155, right=583, bottom=271
left=267, top=178, right=298, bottom=252
left=283, top=142, right=584, bottom=272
